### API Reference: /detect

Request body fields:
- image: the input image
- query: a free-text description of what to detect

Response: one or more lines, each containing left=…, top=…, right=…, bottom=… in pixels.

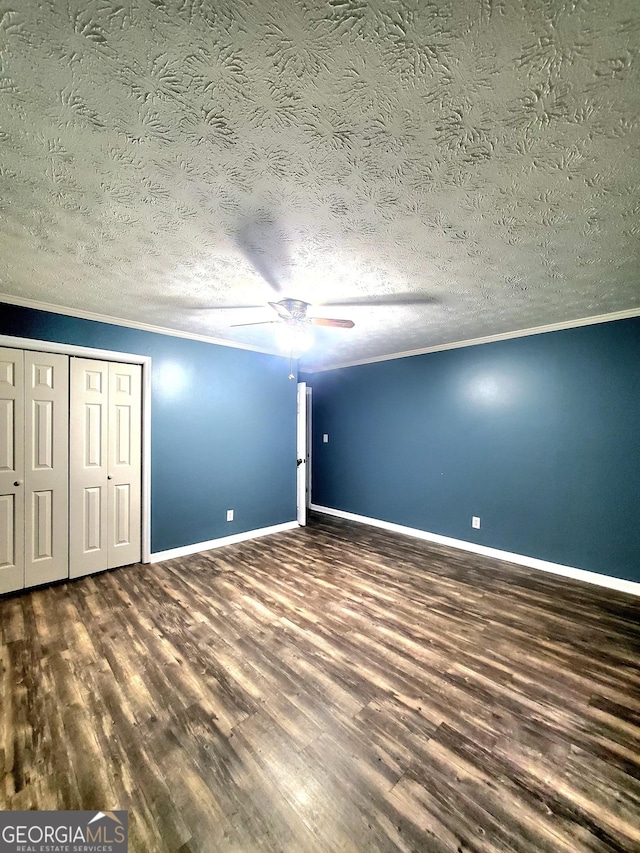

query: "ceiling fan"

left=230, top=298, right=355, bottom=329
left=224, top=213, right=439, bottom=341
left=185, top=212, right=441, bottom=377
left=230, top=298, right=354, bottom=379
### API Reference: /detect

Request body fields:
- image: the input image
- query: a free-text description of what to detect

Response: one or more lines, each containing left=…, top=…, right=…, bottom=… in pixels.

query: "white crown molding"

left=311, top=505, right=640, bottom=598
left=302, top=306, right=640, bottom=373
left=0, top=292, right=282, bottom=358
left=150, top=520, right=298, bottom=562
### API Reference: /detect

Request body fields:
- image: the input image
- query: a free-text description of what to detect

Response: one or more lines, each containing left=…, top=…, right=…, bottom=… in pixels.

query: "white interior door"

left=24, top=351, right=69, bottom=587
left=297, top=381, right=307, bottom=526
left=107, top=361, right=141, bottom=569
left=70, top=358, right=109, bottom=578
left=0, top=348, right=25, bottom=594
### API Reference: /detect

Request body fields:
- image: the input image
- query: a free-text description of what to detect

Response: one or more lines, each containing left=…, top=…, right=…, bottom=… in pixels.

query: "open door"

left=306, top=385, right=312, bottom=510
left=296, top=382, right=306, bottom=526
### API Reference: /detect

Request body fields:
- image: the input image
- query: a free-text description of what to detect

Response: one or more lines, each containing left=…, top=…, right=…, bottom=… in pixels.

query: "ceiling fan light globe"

left=275, top=321, right=314, bottom=355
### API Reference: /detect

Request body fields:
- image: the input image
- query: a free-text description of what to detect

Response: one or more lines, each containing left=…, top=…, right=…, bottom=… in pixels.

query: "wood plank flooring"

left=1, top=512, right=639, bottom=852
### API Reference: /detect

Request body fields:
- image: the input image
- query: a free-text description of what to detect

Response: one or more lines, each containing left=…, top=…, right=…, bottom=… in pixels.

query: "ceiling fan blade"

left=320, top=293, right=440, bottom=308
left=234, top=212, right=290, bottom=294
left=157, top=296, right=266, bottom=311
left=199, top=304, right=266, bottom=311
left=268, top=301, right=294, bottom=319
left=190, top=305, right=264, bottom=311
left=308, top=317, right=355, bottom=328
left=230, top=320, right=279, bottom=328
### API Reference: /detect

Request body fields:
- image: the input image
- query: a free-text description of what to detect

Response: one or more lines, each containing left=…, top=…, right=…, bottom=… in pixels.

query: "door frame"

left=0, top=335, right=152, bottom=563
left=305, top=385, right=312, bottom=509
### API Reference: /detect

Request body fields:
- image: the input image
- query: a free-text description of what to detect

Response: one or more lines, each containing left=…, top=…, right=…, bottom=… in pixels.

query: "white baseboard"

left=310, top=505, right=640, bottom=598
left=150, top=521, right=298, bottom=563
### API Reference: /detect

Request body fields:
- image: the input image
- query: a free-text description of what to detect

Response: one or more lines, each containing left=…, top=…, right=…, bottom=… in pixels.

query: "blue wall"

left=305, top=317, right=640, bottom=583
left=0, top=302, right=298, bottom=553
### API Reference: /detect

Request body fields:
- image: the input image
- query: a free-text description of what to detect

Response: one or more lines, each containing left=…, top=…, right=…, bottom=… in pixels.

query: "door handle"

left=107, top=475, right=113, bottom=480
left=14, top=480, right=22, bottom=486
left=296, top=458, right=304, bottom=467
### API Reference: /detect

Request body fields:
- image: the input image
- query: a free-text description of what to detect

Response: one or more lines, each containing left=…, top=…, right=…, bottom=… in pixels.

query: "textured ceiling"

left=1, top=0, right=639, bottom=370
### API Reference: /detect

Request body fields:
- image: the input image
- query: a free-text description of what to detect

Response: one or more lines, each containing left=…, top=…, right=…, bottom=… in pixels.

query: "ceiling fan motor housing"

left=279, top=298, right=310, bottom=319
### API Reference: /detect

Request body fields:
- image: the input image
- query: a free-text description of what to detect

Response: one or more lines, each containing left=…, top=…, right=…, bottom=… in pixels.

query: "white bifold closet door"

left=0, top=347, right=69, bottom=594
left=69, top=358, right=141, bottom=578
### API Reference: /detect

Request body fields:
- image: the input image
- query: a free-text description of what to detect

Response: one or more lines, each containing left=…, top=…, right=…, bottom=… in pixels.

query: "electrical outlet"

left=226, top=509, right=234, bottom=522
left=472, top=516, right=480, bottom=529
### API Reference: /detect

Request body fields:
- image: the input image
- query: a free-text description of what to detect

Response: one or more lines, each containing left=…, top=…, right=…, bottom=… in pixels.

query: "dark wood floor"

left=1, top=513, right=639, bottom=852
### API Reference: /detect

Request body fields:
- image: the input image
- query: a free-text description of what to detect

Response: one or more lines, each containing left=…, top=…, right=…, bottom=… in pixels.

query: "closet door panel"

left=0, top=348, right=24, bottom=594
left=107, top=362, right=141, bottom=568
left=69, top=358, right=109, bottom=578
left=24, top=351, right=69, bottom=587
